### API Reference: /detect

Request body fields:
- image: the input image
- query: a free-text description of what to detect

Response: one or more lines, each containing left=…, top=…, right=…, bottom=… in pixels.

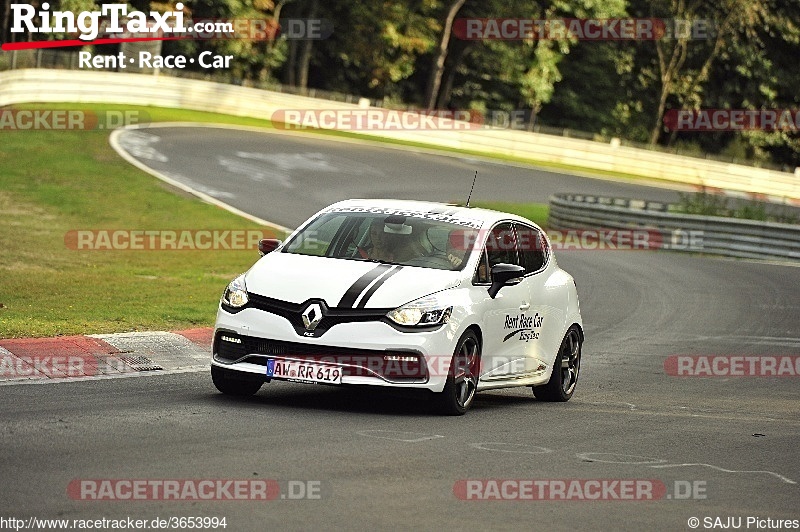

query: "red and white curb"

left=0, top=328, right=212, bottom=385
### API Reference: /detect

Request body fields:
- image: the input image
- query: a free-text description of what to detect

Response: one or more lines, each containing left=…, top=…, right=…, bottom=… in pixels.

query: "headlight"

left=387, top=294, right=452, bottom=327
left=222, top=273, right=249, bottom=308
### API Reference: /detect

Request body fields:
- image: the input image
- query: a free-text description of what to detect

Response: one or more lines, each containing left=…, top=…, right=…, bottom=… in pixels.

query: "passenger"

left=393, top=229, right=428, bottom=262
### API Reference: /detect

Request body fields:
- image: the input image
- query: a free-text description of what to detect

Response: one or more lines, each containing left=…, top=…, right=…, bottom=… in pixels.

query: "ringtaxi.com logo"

left=453, top=479, right=707, bottom=501
left=6, top=2, right=333, bottom=46
left=0, top=109, right=149, bottom=130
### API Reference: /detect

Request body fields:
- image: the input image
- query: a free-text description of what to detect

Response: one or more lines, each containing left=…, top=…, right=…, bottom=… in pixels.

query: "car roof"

left=325, top=198, right=535, bottom=228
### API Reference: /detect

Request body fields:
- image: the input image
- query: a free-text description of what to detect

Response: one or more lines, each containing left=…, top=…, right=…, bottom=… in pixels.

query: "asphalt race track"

left=2, top=126, right=799, bottom=531
left=113, top=125, right=686, bottom=228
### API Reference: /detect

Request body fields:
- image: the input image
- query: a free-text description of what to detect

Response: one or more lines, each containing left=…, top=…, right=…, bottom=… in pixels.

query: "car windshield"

left=283, top=210, right=481, bottom=271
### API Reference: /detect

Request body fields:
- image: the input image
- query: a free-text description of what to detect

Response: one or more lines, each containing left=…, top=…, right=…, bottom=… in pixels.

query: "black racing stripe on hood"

left=356, top=266, right=403, bottom=308
left=338, top=264, right=393, bottom=308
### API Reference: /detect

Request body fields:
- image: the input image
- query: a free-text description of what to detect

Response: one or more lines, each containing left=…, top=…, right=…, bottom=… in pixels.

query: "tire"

left=211, top=365, right=264, bottom=396
left=434, top=330, right=481, bottom=415
left=532, top=326, right=581, bottom=402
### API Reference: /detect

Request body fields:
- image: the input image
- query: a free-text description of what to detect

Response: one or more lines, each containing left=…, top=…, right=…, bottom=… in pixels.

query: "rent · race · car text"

left=78, top=51, right=232, bottom=70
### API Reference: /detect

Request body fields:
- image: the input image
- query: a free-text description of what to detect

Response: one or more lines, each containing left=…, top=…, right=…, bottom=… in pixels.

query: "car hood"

left=245, top=252, right=463, bottom=309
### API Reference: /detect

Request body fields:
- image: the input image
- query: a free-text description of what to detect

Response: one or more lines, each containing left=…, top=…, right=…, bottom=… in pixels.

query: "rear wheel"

left=532, top=326, right=581, bottom=402
left=434, top=330, right=480, bottom=415
left=212, top=365, right=263, bottom=396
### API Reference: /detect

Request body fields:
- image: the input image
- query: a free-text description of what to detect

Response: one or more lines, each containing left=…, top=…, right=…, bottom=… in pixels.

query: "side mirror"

left=488, top=263, right=525, bottom=299
left=258, top=238, right=282, bottom=256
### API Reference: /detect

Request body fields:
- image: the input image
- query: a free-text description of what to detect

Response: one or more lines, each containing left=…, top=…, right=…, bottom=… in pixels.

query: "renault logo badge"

left=301, top=303, right=323, bottom=331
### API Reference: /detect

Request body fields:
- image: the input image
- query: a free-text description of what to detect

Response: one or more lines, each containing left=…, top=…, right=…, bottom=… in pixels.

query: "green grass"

left=0, top=104, right=288, bottom=338
left=0, top=102, right=546, bottom=338
left=470, top=201, right=550, bottom=228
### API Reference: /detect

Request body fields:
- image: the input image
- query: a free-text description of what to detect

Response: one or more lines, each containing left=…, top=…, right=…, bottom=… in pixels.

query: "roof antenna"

left=465, top=170, right=478, bottom=208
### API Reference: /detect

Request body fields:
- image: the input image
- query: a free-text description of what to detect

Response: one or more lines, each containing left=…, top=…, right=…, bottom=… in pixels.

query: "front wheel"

left=212, top=365, right=264, bottom=396
left=532, top=326, right=581, bottom=402
left=434, top=330, right=481, bottom=415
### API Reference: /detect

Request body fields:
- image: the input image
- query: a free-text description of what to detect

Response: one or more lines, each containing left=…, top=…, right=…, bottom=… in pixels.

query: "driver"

left=358, top=219, right=395, bottom=262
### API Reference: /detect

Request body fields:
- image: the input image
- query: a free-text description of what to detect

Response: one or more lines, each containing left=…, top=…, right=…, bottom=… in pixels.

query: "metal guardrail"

left=548, top=194, right=800, bottom=262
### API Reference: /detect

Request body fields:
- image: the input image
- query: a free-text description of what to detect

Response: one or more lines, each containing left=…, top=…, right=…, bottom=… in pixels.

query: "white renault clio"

left=212, top=199, right=583, bottom=414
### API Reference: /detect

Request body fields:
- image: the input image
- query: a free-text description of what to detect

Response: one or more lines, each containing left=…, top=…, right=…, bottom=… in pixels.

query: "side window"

left=515, top=224, right=548, bottom=274
left=473, top=222, right=519, bottom=284
left=473, top=248, right=490, bottom=284
left=486, top=222, right=519, bottom=269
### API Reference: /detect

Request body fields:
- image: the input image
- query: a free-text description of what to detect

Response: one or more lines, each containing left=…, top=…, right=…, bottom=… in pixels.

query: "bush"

left=674, top=189, right=798, bottom=224
left=675, top=190, right=730, bottom=217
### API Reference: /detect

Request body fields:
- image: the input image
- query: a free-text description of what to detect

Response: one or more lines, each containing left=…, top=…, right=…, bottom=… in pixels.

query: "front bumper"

left=212, top=306, right=457, bottom=393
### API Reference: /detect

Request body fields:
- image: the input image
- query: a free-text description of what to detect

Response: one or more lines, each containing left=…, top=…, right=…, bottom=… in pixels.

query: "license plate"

left=266, top=359, right=342, bottom=385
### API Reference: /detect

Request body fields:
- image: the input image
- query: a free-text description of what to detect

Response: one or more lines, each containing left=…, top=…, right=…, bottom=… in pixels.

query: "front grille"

left=245, top=293, right=391, bottom=337
left=214, top=331, right=426, bottom=381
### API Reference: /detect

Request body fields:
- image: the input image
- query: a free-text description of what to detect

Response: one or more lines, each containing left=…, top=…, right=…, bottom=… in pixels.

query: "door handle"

left=519, top=302, right=530, bottom=311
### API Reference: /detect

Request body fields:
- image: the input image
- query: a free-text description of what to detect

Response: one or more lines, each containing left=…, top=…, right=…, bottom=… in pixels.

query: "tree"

left=424, top=0, right=466, bottom=109
left=542, top=41, right=635, bottom=135
left=520, top=0, right=627, bottom=127
left=307, top=1, right=437, bottom=100
left=2, top=0, right=10, bottom=45
left=642, top=0, right=771, bottom=145
left=718, top=0, right=800, bottom=168
left=295, top=0, right=317, bottom=89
